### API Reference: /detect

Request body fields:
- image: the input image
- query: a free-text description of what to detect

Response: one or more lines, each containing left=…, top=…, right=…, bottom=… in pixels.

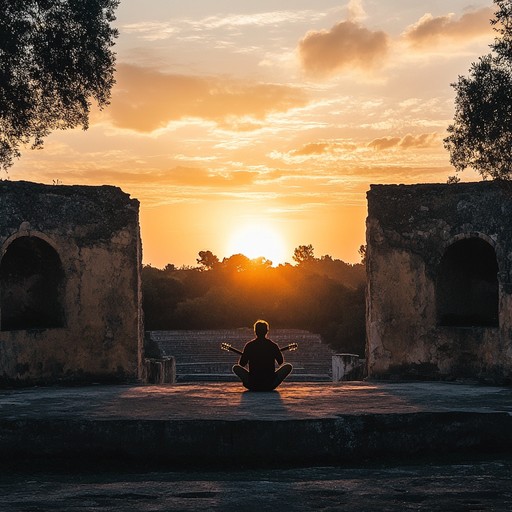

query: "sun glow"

left=226, top=223, right=287, bottom=265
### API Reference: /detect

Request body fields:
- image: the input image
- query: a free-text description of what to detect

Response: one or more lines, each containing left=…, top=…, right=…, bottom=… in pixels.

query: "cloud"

left=403, top=7, right=494, bottom=48
left=192, top=10, right=328, bottom=30
left=290, top=141, right=358, bottom=157
left=155, top=167, right=260, bottom=188
left=122, top=22, right=177, bottom=41
left=292, top=143, right=330, bottom=156
left=122, top=10, right=328, bottom=41
left=367, top=136, right=401, bottom=151
left=347, top=0, right=366, bottom=22
left=298, top=20, right=390, bottom=78
left=34, top=164, right=263, bottom=191
left=108, top=64, right=308, bottom=132
left=270, top=140, right=359, bottom=163
left=368, top=133, right=440, bottom=151
left=271, top=133, right=441, bottom=164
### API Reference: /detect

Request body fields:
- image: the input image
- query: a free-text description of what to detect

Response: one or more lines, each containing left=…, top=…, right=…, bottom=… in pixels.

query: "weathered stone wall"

left=0, top=181, right=143, bottom=385
left=366, top=182, right=512, bottom=383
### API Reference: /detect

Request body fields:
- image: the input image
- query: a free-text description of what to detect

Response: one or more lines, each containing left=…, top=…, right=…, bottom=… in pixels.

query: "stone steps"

left=147, top=329, right=335, bottom=382
left=176, top=373, right=331, bottom=383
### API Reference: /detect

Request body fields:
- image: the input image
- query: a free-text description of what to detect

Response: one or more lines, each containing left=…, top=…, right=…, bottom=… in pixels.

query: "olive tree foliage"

left=0, top=0, right=119, bottom=171
left=444, top=1, right=512, bottom=180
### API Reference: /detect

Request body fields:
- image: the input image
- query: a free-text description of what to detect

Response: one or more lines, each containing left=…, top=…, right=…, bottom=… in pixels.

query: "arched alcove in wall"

left=0, top=236, right=65, bottom=330
left=436, top=237, right=499, bottom=327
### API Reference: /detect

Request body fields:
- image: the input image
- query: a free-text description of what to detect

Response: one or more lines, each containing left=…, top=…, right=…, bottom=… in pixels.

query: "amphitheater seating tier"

left=147, top=329, right=335, bottom=382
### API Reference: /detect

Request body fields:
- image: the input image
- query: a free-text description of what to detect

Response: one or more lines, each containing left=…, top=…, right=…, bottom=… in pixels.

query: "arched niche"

left=436, top=237, right=499, bottom=327
left=0, top=236, right=65, bottom=330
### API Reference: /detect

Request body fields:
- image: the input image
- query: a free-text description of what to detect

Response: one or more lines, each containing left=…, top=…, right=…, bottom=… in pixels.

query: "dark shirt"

left=239, top=336, right=283, bottom=390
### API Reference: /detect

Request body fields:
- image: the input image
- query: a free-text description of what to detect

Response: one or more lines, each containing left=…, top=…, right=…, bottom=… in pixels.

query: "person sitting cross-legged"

left=232, top=320, right=293, bottom=391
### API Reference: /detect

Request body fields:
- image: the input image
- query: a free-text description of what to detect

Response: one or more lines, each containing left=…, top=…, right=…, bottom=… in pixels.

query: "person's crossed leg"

left=233, top=362, right=292, bottom=391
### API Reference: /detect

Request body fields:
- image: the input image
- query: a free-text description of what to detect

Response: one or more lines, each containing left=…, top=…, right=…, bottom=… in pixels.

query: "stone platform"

left=1, top=381, right=512, bottom=467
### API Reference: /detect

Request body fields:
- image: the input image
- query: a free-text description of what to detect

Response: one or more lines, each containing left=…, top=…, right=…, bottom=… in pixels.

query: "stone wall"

left=366, top=181, right=512, bottom=384
left=0, top=181, right=143, bottom=385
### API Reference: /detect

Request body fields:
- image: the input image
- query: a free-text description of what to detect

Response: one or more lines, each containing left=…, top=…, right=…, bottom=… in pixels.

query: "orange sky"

left=9, top=0, right=492, bottom=267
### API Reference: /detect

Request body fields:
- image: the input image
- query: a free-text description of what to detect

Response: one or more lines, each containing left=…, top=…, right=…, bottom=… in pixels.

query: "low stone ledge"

left=1, top=411, right=511, bottom=467
left=332, top=354, right=365, bottom=381
left=144, top=357, right=176, bottom=384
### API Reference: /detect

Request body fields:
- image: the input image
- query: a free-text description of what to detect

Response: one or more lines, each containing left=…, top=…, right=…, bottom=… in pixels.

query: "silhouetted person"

left=232, top=320, right=293, bottom=391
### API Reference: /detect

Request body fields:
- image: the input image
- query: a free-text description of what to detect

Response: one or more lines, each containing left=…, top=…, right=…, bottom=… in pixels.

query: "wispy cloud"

left=290, top=141, right=358, bottom=157
left=108, top=64, right=308, bottom=133
left=191, top=11, right=329, bottom=30
left=122, top=21, right=177, bottom=41
left=403, top=7, right=494, bottom=49
left=347, top=0, right=367, bottom=22
left=122, top=10, right=329, bottom=41
left=368, top=132, right=441, bottom=151
left=271, top=133, right=442, bottom=165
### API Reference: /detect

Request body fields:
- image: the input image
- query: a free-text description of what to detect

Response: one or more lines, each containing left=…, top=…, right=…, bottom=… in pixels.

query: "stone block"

left=332, top=353, right=364, bottom=381
left=145, top=357, right=176, bottom=384
left=366, top=181, right=512, bottom=384
left=0, top=181, right=143, bottom=386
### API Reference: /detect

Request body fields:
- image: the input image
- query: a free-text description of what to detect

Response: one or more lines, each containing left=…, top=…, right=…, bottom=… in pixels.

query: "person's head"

left=254, top=319, right=269, bottom=338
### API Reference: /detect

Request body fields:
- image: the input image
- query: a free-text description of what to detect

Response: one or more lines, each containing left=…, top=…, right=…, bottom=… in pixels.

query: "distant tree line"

left=142, top=245, right=367, bottom=356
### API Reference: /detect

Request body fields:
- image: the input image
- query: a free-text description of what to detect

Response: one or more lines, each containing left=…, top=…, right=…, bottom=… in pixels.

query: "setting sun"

left=227, top=223, right=287, bottom=265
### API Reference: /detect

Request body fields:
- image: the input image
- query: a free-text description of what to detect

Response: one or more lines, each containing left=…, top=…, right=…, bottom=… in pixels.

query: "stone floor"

left=2, top=380, right=512, bottom=421
left=1, top=381, right=512, bottom=465
left=1, top=381, right=512, bottom=510
left=1, top=457, right=512, bottom=511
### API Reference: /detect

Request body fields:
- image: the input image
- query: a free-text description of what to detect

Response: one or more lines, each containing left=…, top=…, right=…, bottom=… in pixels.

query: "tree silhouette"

left=445, top=1, right=512, bottom=180
left=197, top=250, right=220, bottom=270
left=0, top=0, right=119, bottom=170
left=293, top=244, right=315, bottom=264
left=222, top=253, right=251, bottom=272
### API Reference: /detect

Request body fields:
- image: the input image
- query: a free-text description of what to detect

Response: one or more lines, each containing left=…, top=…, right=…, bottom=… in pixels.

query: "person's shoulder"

left=244, top=338, right=258, bottom=349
